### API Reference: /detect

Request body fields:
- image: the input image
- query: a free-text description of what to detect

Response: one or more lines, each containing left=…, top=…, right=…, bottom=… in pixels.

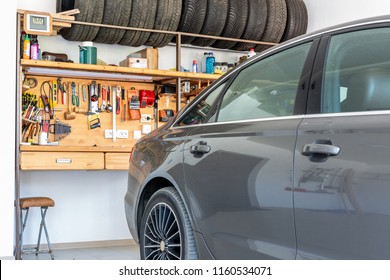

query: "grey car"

left=125, top=15, right=390, bottom=260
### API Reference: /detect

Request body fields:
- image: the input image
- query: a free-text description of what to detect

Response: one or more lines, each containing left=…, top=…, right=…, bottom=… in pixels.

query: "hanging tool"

left=89, top=81, right=99, bottom=113
left=106, top=86, right=113, bottom=112
left=52, top=79, right=58, bottom=107
left=40, top=81, right=53, bottom=119
left=88, top=113, right=101, bottom=129
left=57, top=77, right=66, bottom=105
left=79, top=83, right=87, bottom=102
left=49, top=119, right=71, bottom=141
left=64, top=82, right=76, bottom=120
left=101, top=85, right=107, bottom=111
left=97, top=83, right=102, bottom=111
left=71, top=82, right=79, bottom=107
left=115, top=85, right=121, bottom=115
left=121, top=87, right=126, bottom=121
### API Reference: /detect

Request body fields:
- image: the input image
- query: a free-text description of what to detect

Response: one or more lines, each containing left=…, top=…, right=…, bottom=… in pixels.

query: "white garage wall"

left=2, top=0, right=389, bottom=255
left=0, top=1, right=17, bottom=259
left=304, top=0, right=390, bottom=33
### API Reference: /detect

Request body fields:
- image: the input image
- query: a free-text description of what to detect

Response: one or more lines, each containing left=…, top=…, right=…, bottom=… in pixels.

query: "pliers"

left=71, top=82, right=79, bottom=106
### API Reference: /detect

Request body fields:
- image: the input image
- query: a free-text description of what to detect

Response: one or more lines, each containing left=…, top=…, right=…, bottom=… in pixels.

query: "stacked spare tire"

left=57, top=0, right=308, bottom=51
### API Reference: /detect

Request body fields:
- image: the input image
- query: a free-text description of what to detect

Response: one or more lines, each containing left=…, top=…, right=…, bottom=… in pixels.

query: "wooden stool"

left=19, top=197, right=55, bottom=260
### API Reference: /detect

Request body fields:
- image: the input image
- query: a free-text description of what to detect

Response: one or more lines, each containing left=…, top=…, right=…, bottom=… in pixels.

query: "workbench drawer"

left=20, top=152, right=104, bottom=170
left=105, top=153, right=130, bottom=170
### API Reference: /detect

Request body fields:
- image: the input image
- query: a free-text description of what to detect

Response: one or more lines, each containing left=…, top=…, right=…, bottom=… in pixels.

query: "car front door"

left=179, top=41, right=315, bottom=259
left=295, top=26, right=390, bottom=259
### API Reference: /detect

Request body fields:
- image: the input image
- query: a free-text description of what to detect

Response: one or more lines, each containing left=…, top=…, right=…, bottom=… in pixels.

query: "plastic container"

left=23, top=34, right=30, bottom=59
left=214, top=62, right=221, bottom=72
left=192, top=59, right=198, bottom=73
left=79, top=41, right=97, bottom=64
left=206, top=52, right=215, bottom=74
left=247, top=48, right=256, bottom=58
left=30, top=35, right=40, bottom=60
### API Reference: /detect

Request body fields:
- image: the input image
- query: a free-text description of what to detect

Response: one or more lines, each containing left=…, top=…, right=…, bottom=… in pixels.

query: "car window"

left=214, top=42, right=312, bottom=122
left=322, top=27, right=390, bottom=113
left=177, top=82, right=226, bottom=126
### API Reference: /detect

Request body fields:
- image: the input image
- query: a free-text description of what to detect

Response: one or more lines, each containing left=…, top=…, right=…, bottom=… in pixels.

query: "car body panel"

left=182, top=118, right=302, bottom=259
left=295, top=114, right=390, bottom=259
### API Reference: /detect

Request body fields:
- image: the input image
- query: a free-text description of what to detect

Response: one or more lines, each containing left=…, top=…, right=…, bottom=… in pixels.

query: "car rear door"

left=294, top=25, right=390, bottom=259
left=178, top=41, right=317, bottom=259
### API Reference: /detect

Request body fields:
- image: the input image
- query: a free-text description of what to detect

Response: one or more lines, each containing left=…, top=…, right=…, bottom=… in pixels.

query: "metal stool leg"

left=37, top=206, right=54, bottom=259
left=18, top=207, right=30, bottom=257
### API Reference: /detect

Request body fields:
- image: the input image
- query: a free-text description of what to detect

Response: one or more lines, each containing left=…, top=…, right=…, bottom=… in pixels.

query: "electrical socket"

left=117, top=130, right=129, bottom=139
left=105, top=129, right=128, bottom=139
left=104, top=130, right=113, bottom=139
left=141, top=114, right=152, bottom=123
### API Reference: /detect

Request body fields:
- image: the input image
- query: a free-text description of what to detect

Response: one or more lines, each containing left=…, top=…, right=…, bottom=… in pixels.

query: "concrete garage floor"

left=21, top=244, right=140, bottom=260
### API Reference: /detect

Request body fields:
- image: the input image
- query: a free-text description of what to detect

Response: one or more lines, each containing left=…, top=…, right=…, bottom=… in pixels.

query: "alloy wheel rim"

left=143, top=202, right=182, bottom=260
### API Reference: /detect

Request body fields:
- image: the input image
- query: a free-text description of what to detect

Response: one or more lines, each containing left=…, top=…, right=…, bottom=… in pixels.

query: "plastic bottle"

left=23, top=34, right=30, bottom=59
left=192, top=59, right=198, bottom=73
left=206, top=52, right=215, bottom=74
left=30, top=35, right=40, bottom=60
left=20, top=31, right=26, bottom=59
left=201, top=52, right=208, bottom=73
left=247, top=48, right=256, bottom=58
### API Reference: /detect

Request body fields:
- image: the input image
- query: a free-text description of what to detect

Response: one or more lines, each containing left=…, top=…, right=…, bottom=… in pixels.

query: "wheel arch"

left=136, top=176, right=196, bottom=238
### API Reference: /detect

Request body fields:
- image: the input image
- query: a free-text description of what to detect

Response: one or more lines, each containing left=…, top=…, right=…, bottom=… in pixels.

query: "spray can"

left=23, top=34, right=30, bottom=59
left=30, top=35, right=40, bottom=60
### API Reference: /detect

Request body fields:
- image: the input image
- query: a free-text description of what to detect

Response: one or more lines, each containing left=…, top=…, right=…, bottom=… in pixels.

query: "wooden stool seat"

left=20, top=197, right=55, bottom=209
left=18, top=196, right=55, bottom=260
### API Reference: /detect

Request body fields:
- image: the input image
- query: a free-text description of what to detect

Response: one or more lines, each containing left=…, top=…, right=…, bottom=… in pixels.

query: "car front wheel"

left=139, top=187, right=198, bottom=260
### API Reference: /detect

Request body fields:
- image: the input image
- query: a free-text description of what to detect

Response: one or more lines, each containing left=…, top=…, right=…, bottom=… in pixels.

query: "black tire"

left=211, top=0, right=249, bottom=50
left=145, top=0, right=182, bottom=48
left=255, top=0, right=287, bottom=53
left=57, top=0, right=90, bottom=41
left=173, top=0, right=208, bottom=45
left=232, top=0, right=268, bottom=51
left=58, top=0, right=105, bottom=42
left=118, top=0, right=158, bottom=47
left=280, top=0, right=308, bottom=42
left=93, top=0, right=132, bottom=44
left=139, top=187, right=198, bottom=260
left=56, top=0, right=75, bottom=13
left=191, top=0, right=229, bottom=47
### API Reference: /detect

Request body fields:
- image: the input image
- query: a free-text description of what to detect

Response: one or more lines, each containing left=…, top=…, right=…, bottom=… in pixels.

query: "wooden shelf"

left=21, top=59, right=221, bottom=83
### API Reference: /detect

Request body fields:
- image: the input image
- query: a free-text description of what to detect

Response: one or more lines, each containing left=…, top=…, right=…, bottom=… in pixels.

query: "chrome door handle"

left=301, top=140, right=340, bottom=162
left=190, top=141, right=211, bottom=154
left=302, top=144, right=340, bottom=156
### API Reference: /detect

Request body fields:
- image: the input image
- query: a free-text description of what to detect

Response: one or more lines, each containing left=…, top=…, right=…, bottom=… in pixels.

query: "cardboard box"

left=119, top=57, right=148, bottom=69
left=127, top=48, right=158, bottom=69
